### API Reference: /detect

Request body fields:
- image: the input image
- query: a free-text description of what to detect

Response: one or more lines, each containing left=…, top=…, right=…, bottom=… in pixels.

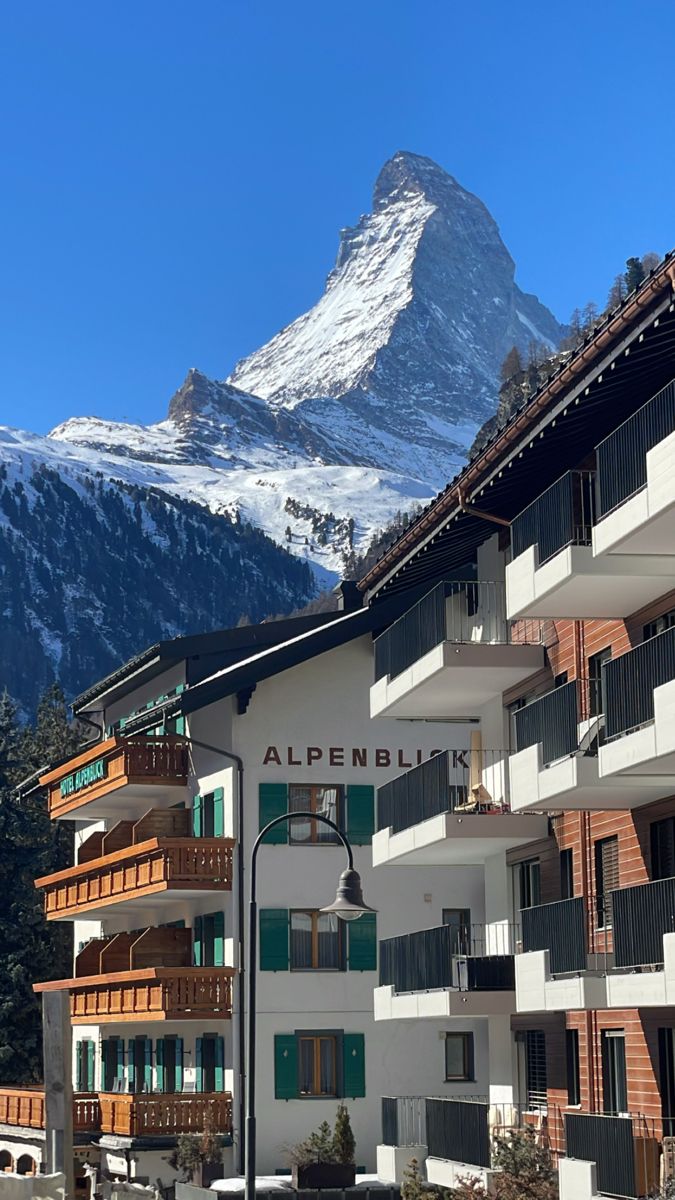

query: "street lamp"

left=245, top=811, right=375, bottom=1200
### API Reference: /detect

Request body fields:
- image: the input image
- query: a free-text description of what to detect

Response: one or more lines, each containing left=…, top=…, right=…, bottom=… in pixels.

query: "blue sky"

left=2, top=0, right=673, bottom=435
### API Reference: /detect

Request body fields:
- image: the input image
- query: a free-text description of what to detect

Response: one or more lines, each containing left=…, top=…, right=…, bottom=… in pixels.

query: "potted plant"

left=168, top=1111, right=223, bottom=1185
left=288, top=1108, right=357, bottom=1189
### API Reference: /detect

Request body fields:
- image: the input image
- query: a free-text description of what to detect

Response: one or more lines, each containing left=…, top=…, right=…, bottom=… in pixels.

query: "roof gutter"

left=359, top=254, right=675, bottom=595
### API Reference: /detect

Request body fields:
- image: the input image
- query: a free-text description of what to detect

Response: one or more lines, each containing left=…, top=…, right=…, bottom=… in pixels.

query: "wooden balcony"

left=40, top=737, right=189, bottom=820
left=36, top=837, right=233, bottom=920
left=0, top=1088, right=100, bottom=1131
left=36, top=969, right=234, bottom=1024
left=99, top=1091, right=232, bottom=1137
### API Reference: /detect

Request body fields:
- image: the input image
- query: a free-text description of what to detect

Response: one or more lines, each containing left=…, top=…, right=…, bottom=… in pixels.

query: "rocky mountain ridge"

left=2, top=151, right=564, bottom=710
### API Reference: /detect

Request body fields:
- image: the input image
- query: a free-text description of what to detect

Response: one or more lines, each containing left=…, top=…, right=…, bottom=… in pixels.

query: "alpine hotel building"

left=2, top=252, right=675, bottom=1200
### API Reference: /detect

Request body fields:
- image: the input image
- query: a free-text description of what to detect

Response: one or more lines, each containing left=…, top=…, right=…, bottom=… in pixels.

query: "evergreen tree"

left=0, top=687, right=80, bottom=1084
left=499, top=346, right=523, bottom=382
left=625, top=256, right=645, bottom=293
left=606, top=273, right=627, bottom=310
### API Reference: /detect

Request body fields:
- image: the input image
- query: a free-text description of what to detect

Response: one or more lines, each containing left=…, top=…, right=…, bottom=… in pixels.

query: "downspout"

left=172, top=732, right=246, bottom=1178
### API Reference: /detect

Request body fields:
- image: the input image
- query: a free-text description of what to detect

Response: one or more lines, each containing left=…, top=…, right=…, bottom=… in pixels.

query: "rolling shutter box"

left=342, top=1033, right=366, bottom=1097
left=348, top=913, right=377, bottom=971
left=259, top=783, right=288, bottom=843
left=274, top=1034, right=298, bottom=1099
left=346, top=785, right=374, bottom=845
left=260, top=909, right=289, bottom=971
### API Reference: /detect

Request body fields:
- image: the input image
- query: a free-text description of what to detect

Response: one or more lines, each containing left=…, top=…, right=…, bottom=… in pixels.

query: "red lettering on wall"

left=263, top=746, right=281, bottom=766
left=329, top=747, right=345, bottom=766
left=375, top=749, right=391, bottom=767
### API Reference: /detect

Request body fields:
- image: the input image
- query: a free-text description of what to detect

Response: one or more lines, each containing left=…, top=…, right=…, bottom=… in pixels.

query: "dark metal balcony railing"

left=379, top=923, right=516, bottom=993
left=521, top=897, right=587, bottom=974
left=513, top=678, right=585, bottom=766
left=381, top=1096, right=427, bottom=1148
left=612, top=875, right=675, bottom=969
left=511, top=469, right=597, bottom=566
left=565, top=1112, right=658, bottom=1200
left=374, top=580, right=541, bottom=682
left=426, top=1098, right=490, bottom=1168
left=376, top=749, right=509, bottom=834
left=604, top=625, right=675, bottom=740
left=596, top=378, right=675, bottom=517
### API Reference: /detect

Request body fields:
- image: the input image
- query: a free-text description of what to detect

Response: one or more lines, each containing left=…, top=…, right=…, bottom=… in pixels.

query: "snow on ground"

left=0, top=425, right=435, bottom=584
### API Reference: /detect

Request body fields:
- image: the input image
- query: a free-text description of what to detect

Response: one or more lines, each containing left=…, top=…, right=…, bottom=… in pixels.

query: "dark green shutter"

left=214, top=1036, right=224, bottom=1091
left=156, top=1038, right=165, bottom=1092
left=213, top=910, right=225, bottom=966
left=260, top=909, right=289, bottom=971
left=175, top=1037, right=184, bottom=1092
left=346, top=785, right=374, bottom=845
left=144, top=1038, right=153, bottom=1092
left=195, top=1038, right=203, bottom=1092
left=348, top=913, right=377, bottom=971
left=213, top=787, right=224, bottom=837
left=86, top=1040, right=95, bottom=1091
left=259, top=783, right=288, bottom=843
left=116, top=1039, right=124, bottom=1088
left=127, top=1039, right=136, bottom=1091
left=342, top=1033, right=365, bottom=1097
left=76, top=1042, right=84, bottom=1091
left=192, top=795, right=203, bottom=837
left=274, top=1034, right=298, bottom=1099
left=193, top=915, right=203, bottom=966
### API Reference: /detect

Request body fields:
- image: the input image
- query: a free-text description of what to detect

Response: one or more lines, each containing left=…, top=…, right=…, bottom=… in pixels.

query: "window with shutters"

left=76, top=1039, right=96, bottom=1092
left=290, top=910, right=343, bottom=970
left=128, top=1036, right=153, bottom=1093
left=444, top=1033, right=474, bottom=1081
left=289, top=785, right=342, bottom=844
left=524, top=1030, right=547, bottom=1109
left=298, top=1035, right=338, bottom=1096
left=651, top=817, right=675, bottom=881
left=195, top=789, right=224, bottom=838
left=197, top=1034, right=225, bottom=1092
left=101, top=1037, right=124, bottom=1092
left=193, top=911, right=225, bottom=966
left=594, top=836, right=619, bottom=928
left=156, top=1036, right=183, bottom=1093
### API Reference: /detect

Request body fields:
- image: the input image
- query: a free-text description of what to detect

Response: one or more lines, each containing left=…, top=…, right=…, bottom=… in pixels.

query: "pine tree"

left=499, top=346, right=523, bottom=383
left=0, top=686, right=80, bottom=1084
left=624, top=256, right=645, bottom=293
left=606, top=274, right=626, bottom=310
left=333, top=1103, right=355, bottom=1165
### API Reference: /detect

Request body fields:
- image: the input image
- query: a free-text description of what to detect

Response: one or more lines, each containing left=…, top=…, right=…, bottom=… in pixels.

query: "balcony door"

left=601, top=1030, right=627, bottom=1114
left=651, top=817, right=675, bottom=881
left=442, top=908, right=470, bottom=955
left=594, top=836, right=619, bottom=929
left=519, top=859, right=541, bottom=910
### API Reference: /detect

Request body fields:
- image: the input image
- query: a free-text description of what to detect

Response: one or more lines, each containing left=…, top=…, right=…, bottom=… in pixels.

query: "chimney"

left=333, top=580, right=362, bottom=613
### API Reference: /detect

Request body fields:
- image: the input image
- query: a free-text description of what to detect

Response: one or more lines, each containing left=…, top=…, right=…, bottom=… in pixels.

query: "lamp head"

left=320, top=867, right=377, bottom=922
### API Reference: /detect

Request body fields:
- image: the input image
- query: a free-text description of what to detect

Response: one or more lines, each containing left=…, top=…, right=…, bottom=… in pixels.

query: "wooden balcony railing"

left=99, top=1091, right=232, bottom=1137
left=0, top=1088, right=100, bottom=1131
left=35, top=968, right=234, bottom=1024
left=40, top=737, right=189, bottom=819
left=36, top=838, right=233, bottom=919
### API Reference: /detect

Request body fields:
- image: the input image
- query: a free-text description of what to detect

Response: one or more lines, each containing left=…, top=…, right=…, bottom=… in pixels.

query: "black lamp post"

left=244, top=811, right=375, bottom=1200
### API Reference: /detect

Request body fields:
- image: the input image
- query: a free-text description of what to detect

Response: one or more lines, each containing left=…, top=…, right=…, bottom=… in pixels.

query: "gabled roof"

left=72, top=611, right=343, bottom=712
left=360, top=250, right=675, bottom=599
left=180, top=588, right=421, bottom=715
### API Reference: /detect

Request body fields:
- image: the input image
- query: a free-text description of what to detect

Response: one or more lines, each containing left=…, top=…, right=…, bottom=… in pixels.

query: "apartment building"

left=359, top=251, right=675, bottom=1200
left=0, top=597, right=496, bottom=1189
